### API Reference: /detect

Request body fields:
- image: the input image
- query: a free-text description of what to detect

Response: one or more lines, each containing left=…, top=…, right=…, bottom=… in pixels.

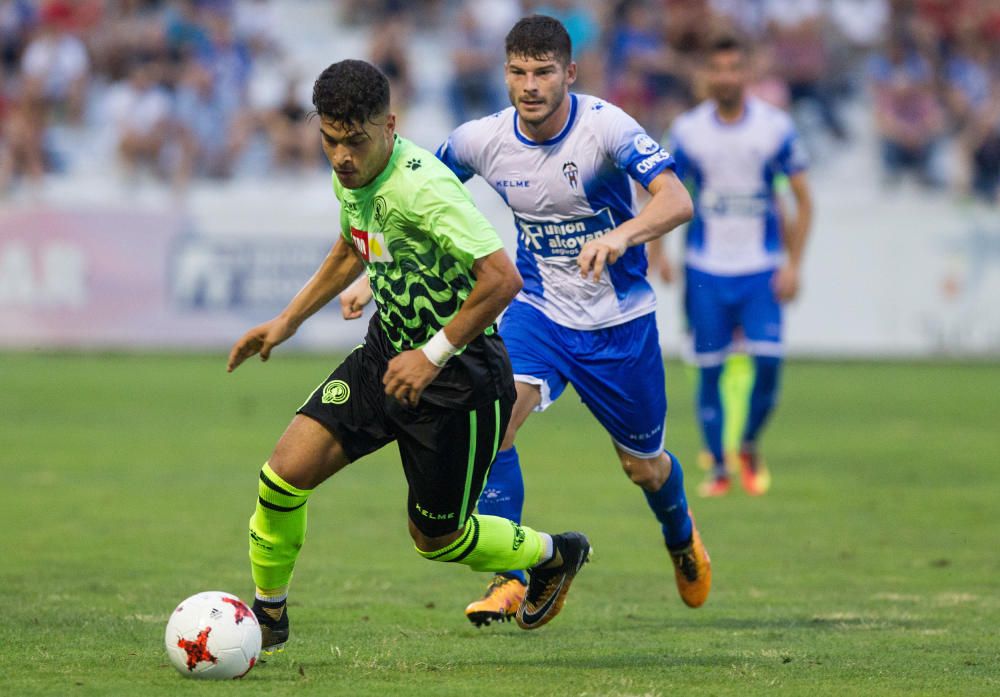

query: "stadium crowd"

left=1, top=0, right=998, bottom=203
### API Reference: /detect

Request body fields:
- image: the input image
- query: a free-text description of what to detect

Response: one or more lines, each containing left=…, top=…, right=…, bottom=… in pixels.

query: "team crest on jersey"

left=350, top=227, right=394, bottom=263
left=373, top=195, right=387, bottom=225
left=562, top=161, right=579, bottom=190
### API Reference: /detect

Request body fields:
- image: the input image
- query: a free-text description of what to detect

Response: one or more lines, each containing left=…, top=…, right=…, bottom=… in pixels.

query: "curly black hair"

left=505, top=15, right=572, bottom=65
left=312, top=59, right=390, bottom=127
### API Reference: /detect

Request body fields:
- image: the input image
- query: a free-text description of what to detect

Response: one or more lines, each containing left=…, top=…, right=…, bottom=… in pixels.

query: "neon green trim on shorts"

left=457, top=409, right=478, bottom=529
left=491, top=399, right=500, bottom=462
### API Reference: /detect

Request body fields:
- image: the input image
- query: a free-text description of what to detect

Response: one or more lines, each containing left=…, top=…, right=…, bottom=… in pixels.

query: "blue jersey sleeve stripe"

left=630, top=152, right=676, bottom=189
left=669, top=142, right=691, bottom=180
left=435, top=139, right=475, bottom=182
left=772, top=130, right=809, bottom=176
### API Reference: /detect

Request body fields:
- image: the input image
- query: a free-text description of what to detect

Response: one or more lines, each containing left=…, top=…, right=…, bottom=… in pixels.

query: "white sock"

left=534, top=533, right=554, bottom=567
left=255, top=590, right=288, bottom=604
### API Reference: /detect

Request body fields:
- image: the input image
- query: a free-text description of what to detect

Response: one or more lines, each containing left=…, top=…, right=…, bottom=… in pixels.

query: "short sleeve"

left=598, top=102, right=676, bottom=188
left=434, top=121, right=479, bottom=183
left=406, top=169, right=504, bottom=265
left=773, top=121, right=809, bottom=176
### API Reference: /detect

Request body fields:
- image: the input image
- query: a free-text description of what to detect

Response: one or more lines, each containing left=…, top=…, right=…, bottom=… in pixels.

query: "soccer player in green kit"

left=227, top=60, right=591, bottom=652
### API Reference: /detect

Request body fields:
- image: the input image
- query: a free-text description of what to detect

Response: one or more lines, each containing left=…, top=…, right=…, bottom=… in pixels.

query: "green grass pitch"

left=3, top=353, right=998, bottom=696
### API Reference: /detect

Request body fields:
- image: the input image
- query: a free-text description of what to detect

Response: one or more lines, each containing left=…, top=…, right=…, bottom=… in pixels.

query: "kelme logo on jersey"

left=321, top=380, right=350, bottom=405
left=515, top=209, right=616, bottom=258
left=562, top=161, right=579, bottom=190
left=350, top=227, right=394, bottom=263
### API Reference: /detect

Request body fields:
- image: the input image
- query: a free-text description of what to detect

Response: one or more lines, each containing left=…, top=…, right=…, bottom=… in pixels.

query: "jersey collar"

left=513, top=93, right=578, bottom=147
left=711, top=98, right=752, bottom=127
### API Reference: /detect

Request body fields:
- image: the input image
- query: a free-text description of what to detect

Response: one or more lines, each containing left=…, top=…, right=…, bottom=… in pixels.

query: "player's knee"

left=408, top=518, right=463, bottom=555
left=619, top=452, right=669, bottom=492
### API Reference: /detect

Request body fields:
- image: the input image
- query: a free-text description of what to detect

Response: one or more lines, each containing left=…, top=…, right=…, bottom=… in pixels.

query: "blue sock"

left=698, top=365, right=726, bottom=477
left=476, top=447, right=526, bottom=584
left=643, top=451, right=694, bottom=550
left=743, top=356, right=782, bottom=446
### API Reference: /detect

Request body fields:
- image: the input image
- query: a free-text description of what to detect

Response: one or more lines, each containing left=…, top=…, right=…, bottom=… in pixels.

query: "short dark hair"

left=312, top=59, right=390, bottom=127
left=709, top=35, right=747, bottom=56
left=505, top=15, right=572, bottom=65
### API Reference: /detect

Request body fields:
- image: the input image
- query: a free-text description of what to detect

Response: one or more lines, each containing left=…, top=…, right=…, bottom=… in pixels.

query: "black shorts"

left=298, top=319, right=515, bottom=537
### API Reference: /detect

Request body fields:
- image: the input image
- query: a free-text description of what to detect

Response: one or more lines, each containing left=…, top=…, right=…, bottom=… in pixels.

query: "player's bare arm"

left=578, top=170, right=693, bottom=281
left=227, top=239, right=365, bottom=372
left=774, top=171, right=813, bottom=302
left=339, top=274, right=373, bottom=319
left=383, top=249, right=522, bottom=406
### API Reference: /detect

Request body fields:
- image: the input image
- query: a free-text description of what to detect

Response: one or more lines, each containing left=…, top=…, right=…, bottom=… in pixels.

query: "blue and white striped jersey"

left=436, top=93, right=676, bottom=330
left=668, top=97, right=808, bottom=277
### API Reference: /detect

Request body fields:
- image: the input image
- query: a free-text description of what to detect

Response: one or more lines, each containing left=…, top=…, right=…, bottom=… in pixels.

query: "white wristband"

left=421, top=330, right=459, bottom=367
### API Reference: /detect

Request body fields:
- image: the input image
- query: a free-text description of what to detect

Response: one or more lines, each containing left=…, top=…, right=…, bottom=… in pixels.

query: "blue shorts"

left=499, top=300, right=667, bottom=458
left=684, top=267, right=783, bottom=367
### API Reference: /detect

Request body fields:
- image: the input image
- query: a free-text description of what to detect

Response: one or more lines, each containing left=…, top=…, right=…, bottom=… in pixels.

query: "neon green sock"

left=416, top=515, right=545, bottom=572
left=249, top=462, right=313, bottom=594
left=721, top=353, right=754, bottom=455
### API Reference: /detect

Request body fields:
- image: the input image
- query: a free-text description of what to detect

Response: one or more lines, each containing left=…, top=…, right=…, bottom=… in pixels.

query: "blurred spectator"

left=869, top=34, right=946, bottom=187
left=1, top=0, right=36, bottom=77
left=534, top=0, right=602, bottom=92
left=710, top=0, right=769, bottom=40
left=87, top=0, right=168, bottom=82
left=262, top=75, right=319, bottom=174
left=234, top=0, right=281, bottom=59
left=164, top=0, right=210, bottom=66
left=0, top=92, right=45, bottom=193
left=369, top=14, right=413, bottom=113
left=105, top=60, right=175, bottom=186
left=607, top=1, right=691, bottom=121
left=967, top=103, right=1000, bottom=204
left=942, top=32, right=992, bottom=130
left=535, top=0, right=598, bottom=53
left=196, top=12, right=251, bottom=115
left=0, top=0, right=996, bottom=204
left=746, top=44, right=790, bottom=110
left=765, top=0, right=848, bottom=141
left=606, top=3, right=663, bottom=85
left=608, top=61, right=656, bottom=131
left=828, top=0, right=890, bottom=55
left=175, top=60, right=240, bottom=181
left=447, top=6, right=505, bottom=124
left=20, top=1, right=90, bottom=123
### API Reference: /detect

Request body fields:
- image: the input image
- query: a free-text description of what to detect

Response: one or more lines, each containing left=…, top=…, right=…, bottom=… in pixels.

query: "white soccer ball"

left=164, top=591, right=262, bottom=680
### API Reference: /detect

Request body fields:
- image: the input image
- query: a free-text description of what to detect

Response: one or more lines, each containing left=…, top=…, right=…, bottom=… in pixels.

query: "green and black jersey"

left=334, top=135, right=503, bottom=352
left=332, top=135, right=514, bottom=409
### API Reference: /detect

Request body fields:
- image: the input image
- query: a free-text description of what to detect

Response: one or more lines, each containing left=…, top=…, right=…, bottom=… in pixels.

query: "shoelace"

left=672, top=547, right=699, bottom=582
left=485, top=576, right=514, bottom=597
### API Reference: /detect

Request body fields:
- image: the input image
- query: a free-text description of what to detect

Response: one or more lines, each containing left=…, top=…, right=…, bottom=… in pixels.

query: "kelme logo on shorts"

left=322, top=380, right=350, bottom=405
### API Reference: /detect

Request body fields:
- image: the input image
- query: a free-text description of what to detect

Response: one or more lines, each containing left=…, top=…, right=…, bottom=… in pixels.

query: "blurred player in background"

left=666, top=36, right=813, bottom=497
left=228, top=59, right=592, bottom=652
left=343, top=15, right=711, bottom=626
